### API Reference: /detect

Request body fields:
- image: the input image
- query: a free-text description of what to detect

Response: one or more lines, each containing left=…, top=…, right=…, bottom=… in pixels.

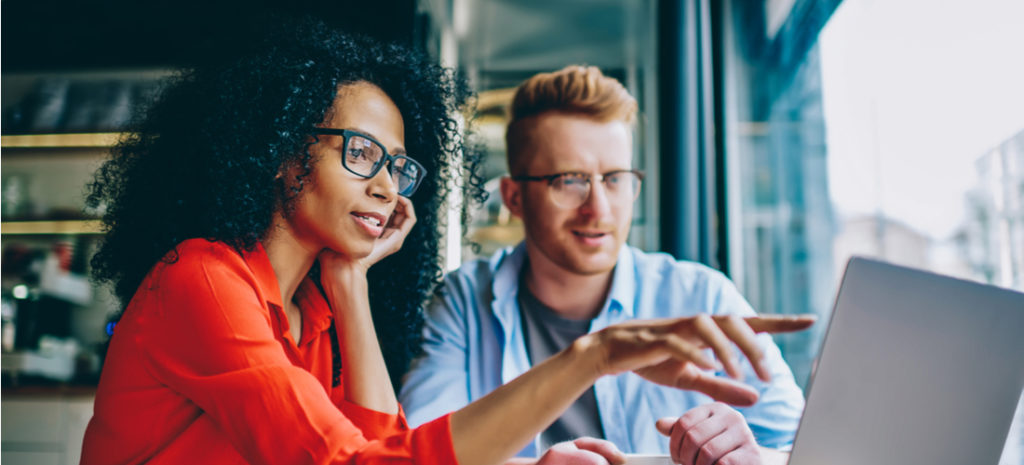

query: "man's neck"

left=522, top=250, right=615, bottom=321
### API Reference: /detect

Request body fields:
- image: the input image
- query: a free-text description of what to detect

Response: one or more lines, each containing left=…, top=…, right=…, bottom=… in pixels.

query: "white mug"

left=624, top=454, right=674, bottom=465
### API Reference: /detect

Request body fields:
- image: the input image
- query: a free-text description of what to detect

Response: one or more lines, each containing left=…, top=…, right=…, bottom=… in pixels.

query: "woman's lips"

left=351, top=212, right=386, bottom=237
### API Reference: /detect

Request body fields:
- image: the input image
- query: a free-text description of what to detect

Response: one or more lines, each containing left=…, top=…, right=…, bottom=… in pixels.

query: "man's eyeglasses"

left=511, top=170, right=644, bottom=209
left=311, top=128, right=426, bottom=197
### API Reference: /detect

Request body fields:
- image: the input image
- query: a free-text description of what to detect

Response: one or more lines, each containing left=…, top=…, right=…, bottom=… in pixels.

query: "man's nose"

left=577, top=180, right=613, bottom=218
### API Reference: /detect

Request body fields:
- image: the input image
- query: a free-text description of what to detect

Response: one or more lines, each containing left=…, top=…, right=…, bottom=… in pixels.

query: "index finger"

left=397, top=195, right=416, bottom=223
left=743, top=314, right=816, bottom=333
left=683, top=370, right=760, bottom=406
left=388, top=196, right=417, bottom=233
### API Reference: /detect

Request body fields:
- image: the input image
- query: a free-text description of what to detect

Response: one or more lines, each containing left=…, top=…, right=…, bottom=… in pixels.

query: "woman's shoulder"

left=130, top=238, right=269, bottom=318
left=152, top=238, right=252, bottom=285
left=173, top=238, right=240, bottom=259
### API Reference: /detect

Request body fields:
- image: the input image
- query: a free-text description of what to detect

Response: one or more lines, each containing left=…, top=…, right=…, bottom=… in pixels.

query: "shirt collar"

left=293, top=278, right=335, bottom=338
left=605, top=245, right=636, bottom=319
left=241, top=242, right=333, bottom=340
left=490, top=241, right=637, bottom=321
left=492, top=242, right=528, bottom=303
left=241, top=242, right=284, bottom=309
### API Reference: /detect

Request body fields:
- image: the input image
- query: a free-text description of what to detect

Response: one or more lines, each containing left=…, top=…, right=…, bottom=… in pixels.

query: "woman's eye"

left=348, top=148, right=366, bottom=159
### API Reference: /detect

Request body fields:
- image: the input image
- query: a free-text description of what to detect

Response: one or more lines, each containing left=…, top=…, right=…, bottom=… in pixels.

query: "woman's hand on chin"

left=320, top=196, right=417, bottom=281
left=364, top=195, right=416, bottom=267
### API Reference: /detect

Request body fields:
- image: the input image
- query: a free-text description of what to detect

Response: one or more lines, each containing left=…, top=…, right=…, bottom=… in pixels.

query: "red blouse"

left=80, top=239, right=457, bottom=465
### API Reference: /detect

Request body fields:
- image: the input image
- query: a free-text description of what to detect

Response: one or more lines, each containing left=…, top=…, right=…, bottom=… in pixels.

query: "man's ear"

left=500, top=176, right=525, bottom=219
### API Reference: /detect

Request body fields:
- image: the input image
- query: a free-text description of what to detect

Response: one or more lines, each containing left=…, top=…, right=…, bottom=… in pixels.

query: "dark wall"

left=2, top=0, right=418, bottom=71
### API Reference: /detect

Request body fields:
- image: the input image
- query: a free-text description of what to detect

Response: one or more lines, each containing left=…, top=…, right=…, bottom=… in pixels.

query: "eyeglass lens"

left=551, top=172, right=640, bottom=208
left=344, top=133, right=422, bottom=196
left=345, top=134, right=385, bottom=175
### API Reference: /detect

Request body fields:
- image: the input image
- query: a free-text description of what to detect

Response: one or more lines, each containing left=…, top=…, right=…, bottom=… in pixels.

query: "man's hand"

left=505, top=438, right=627, bottom=465
left=656, top=403, right=761, bottom=465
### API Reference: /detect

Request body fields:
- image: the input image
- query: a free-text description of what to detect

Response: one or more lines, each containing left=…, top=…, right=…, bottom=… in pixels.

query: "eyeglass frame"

left=511, top=169, right=645, bottom=208
left=311, top=128, right=427, bottom=197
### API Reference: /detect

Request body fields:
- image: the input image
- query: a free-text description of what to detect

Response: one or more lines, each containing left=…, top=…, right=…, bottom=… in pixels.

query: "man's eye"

left=348, top=148, right=366, bottom=159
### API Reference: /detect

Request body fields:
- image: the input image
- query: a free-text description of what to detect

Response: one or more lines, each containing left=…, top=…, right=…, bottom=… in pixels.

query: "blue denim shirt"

left=399, top=243, right=804, bottom=457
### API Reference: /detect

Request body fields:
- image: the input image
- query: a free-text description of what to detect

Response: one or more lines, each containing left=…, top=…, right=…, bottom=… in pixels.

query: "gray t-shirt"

left=518, top=278, right=605, bottom=449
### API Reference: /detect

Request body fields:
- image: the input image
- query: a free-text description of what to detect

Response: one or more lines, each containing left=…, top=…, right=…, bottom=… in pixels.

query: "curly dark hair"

left=87, top=17, right=485, bottom=388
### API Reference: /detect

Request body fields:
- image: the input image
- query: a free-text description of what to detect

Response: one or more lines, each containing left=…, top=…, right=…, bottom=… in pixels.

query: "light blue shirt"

left=399, top=243, right=804, bottom=457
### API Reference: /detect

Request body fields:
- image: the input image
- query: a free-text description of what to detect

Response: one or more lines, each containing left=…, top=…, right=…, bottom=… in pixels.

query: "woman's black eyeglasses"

left=312, top=128, right=426, bottom=197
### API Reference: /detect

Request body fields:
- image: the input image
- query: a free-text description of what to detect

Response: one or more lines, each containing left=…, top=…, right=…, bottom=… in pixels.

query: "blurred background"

left=2, top=0, right=1022, bottom=464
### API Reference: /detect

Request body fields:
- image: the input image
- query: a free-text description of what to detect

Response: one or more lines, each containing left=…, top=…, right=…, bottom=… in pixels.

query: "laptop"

left=788, top=256, right=1024, bottom=465
left=627, top=256, right=1024, bottom=465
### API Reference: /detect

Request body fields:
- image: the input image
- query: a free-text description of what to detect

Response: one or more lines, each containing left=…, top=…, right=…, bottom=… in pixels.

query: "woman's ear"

left=275, top=158, right=299, bottom=183
left=499, top=176, right=524, bottom=219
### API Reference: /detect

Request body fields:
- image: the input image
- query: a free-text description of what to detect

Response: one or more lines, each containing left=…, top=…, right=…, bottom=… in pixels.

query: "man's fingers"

left=679, top=415, right=730, bottom=465
left=572, top=437, right=626, bottom=465
left=655, top=417, right=675, bottom=436
left=716, top=448, right=762, bottom=465
left=656, top=407, right=718, bottom=464
left=676, top=403, right=716, bottom=429
left=716, top=315, right=770, bottom=382
left=693, top=424, right=747, bottom=465
left=743, top=314, right=816, bottom=333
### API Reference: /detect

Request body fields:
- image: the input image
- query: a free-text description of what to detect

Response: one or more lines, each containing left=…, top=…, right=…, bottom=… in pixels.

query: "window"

left=720, top=1, right=1024, bottom=461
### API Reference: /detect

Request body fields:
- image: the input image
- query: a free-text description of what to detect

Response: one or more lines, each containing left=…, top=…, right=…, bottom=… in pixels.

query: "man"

left=400, top=65, right=804, bottom=464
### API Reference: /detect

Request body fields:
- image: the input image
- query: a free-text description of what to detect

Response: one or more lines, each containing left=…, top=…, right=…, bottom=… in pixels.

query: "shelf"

left=1, top=133, right=123, bottom=149
left=468, top=223, right=524, bottom=244
left=476, top=88, right=516, bottom=110
left=1, top=220, right=103, bottom=235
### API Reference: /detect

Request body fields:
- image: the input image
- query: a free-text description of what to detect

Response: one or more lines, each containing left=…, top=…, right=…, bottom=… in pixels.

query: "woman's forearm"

left=449, top=335, right=603, bottom=465
left=323, top=274, right=399, bottom=414
left=453, top=313, right=818, bottom=465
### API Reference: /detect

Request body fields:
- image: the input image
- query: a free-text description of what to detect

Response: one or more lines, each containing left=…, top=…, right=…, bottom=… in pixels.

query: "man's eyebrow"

left=349, top=127, right=407, bottom=155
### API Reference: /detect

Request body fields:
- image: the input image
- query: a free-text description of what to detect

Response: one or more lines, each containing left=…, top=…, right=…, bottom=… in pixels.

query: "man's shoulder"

left=624, top=247, right=755, bottom=318
left=444, top=246, right=520, bottom=285
left=444, top=254, right=498, bottom=286
left=627, top=246, right=731, bottom=287
left=432, top=246, right=518, bottom=309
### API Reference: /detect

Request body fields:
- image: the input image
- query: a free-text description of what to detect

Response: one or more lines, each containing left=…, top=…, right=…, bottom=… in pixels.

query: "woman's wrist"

left=321, top=268, right=369, bottom=312
left=317, top=250, right=371, bottom=297
left=566, top=333, right=607, bottom=382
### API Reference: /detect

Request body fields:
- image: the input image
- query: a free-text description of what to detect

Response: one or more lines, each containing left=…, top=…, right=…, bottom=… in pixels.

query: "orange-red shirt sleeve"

left=134, top=250, right=457, bottom=465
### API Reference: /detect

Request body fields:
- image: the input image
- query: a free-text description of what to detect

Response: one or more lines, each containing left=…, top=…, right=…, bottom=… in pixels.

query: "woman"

left=82, top=18, right=811, bottom=465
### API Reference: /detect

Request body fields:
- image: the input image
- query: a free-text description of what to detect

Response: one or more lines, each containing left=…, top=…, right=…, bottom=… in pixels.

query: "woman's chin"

left=327, top=243, right=374, bottom=260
